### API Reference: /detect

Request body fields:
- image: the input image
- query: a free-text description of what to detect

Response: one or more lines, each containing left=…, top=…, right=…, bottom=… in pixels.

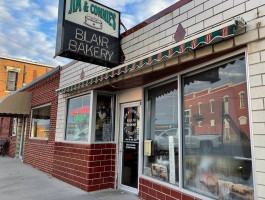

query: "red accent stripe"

left=206, top=33, right=212, bottom=43
left=191, top=39, right=197, bottom=48
left=140, top=60, right=143, bottom=67
left=222, top=27, right=229, bottom=36
left=179, top=44, right=185, bottom=53
left=148, top=57, right=152, bottom=64
left=158, top=52, right=162, bottom=60
left=168, top=48, right=173, bottom=56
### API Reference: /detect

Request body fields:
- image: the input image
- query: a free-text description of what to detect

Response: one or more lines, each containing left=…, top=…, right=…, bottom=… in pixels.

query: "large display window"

left=143, top=55, right=254, bottom=200
left=143, top=79, right=179, bottom=185
left=182, top=56, right=253, bottom=199
left=65, top=94, right=90, bottom=142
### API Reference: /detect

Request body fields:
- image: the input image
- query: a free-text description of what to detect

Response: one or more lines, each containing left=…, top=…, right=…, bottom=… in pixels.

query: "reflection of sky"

left=184, top=58, right=246, bottom=94
left=155, top=90, right=178, bottom=125
left=35, top=119, right=50, bottom=130
left=154, top=58, right=246, bottom=125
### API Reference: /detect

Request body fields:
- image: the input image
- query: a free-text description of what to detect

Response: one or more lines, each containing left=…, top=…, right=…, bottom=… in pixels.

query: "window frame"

left=63, top=91, right=116, bottom=144
left=29, top=103, right=51, bottom=140
left=6, top=71, right=18, bottom=91
left=64, top=92, right=92, bottom=143
left=91, top=91, right=116, bottom=143
left=198, top=102, right=202, bottom=115
left=10, top=117, right=18, bottom=136
left=239, top=91, right=245, bottom=108
left=141, top=50, right=255, bottom=199
left=210, top=99, right=214, bottom=113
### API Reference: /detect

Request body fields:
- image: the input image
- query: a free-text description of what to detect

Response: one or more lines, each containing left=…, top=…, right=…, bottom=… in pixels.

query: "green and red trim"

left=57, top=25, right=234, bottom=94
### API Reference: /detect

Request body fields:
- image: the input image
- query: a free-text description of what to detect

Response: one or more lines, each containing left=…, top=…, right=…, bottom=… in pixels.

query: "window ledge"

left=92, top=141, right=116, bottom=144
left=62, top=140, right=90, bottom=145
left=29, top=137, right=48, bottom=144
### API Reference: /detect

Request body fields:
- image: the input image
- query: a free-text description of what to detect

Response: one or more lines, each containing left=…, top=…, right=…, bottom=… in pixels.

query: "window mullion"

left=178, top=75, right=183, bottom=189
left=89, top=90, right=96, bottom=143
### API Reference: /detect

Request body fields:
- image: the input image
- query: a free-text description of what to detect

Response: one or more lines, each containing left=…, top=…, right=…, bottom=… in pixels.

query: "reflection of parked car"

left=73, top=128, right=89, bottom=141
left=155, top=127, right=222, bottom=154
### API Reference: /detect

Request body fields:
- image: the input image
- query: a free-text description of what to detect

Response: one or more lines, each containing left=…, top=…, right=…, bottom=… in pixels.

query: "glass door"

left=119, top=102, right=141, bottom=193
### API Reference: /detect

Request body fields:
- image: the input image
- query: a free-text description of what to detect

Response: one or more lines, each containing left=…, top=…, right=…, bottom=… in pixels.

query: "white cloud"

left=33, top=0, right=59, bottom=21
left=0, top=0, right=179, bottom=66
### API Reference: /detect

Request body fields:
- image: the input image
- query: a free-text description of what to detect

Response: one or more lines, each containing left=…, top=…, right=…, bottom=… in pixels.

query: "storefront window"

left=65, top=94, right=90, bottom=142
left=30, top=105, right=51, bottom=138
left=143, top=80, right=179, bottom=185
left=95, top=94, right=113, bottom=142
left=182, top=56, right=253, bottom=199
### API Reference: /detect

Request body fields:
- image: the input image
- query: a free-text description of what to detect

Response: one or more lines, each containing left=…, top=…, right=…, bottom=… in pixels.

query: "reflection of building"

left=184, top=82, right=249, bottom=141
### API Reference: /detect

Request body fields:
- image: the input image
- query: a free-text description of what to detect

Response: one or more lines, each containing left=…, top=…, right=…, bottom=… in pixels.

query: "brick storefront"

left=22, top=70, right=60, bottom=174
left=53, top=143, right=116, bottom=192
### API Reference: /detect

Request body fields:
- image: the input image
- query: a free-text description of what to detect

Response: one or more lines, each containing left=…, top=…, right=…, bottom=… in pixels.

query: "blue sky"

left=0, top=0, right=177, bottom=66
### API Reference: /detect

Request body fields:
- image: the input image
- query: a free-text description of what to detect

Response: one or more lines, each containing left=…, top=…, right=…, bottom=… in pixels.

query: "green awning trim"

left=57, top=23, right=239, bottom=94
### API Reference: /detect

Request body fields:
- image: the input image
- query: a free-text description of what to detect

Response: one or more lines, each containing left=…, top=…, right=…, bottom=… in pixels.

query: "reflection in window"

left=210, top=119, right=215, bottom=127
left=144, top=80, right=179, bottom=185
left=210, top=99, right=214, bottom=113
left=198, top=102, right=202, bottom=115
left=240, top=91, right=245, bottom=108
left=224, top=96, right=229, bottom=114
left=65, top=95, right=90, bottom=142
left=95, top=94, right=113, bottom=142
left=31, top=105, right=51, bottom=138
left=239, top=116, right=247, bottom=125
left=182, top=56, right=253, bottom=199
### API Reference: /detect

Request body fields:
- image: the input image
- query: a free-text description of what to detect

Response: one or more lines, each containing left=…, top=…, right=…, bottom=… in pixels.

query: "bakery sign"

left=55, top=0, right=121, bottom=68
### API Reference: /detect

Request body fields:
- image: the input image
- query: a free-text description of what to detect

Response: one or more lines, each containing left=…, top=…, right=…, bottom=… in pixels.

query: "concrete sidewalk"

left=0, top=157, right=139, bottom=200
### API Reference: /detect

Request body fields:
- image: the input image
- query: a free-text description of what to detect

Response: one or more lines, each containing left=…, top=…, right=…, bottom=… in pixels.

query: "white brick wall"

left=59, top=61, right=106, bottom=89
left=248, top=38, right=265, bottom=199
left=121, top=0, right=265, bottom=63
left=55, top=94, right=66, bottom=141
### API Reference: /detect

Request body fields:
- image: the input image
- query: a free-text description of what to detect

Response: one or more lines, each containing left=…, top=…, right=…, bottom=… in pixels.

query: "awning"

left=57, top=17, right=246, bottom=94
left=0, top=92, right=31, bottom=117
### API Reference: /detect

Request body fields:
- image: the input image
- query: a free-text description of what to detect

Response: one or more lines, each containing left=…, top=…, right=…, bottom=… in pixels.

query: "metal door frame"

left=118, top=101, right=141, bottom=194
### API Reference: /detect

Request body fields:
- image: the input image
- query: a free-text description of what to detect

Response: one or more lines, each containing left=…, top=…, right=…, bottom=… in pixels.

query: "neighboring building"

left=0, top=55, right=55, bottom=99
left=0, top=55, right=56, bottom=157
left=184, top=81, right=250, bottom=139
left=0, top=67, right=60, bottom=160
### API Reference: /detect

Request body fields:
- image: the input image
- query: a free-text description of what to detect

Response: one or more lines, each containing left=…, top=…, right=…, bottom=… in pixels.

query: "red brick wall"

left=0, top=58, right=53, bottom=99
left=0, top=117, right=16, bottom=157
left=53, top=142, right=116, bottom=192
left=139, top=178, right=200, bottom=200
left=23, top=71, right=59, bottom=175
